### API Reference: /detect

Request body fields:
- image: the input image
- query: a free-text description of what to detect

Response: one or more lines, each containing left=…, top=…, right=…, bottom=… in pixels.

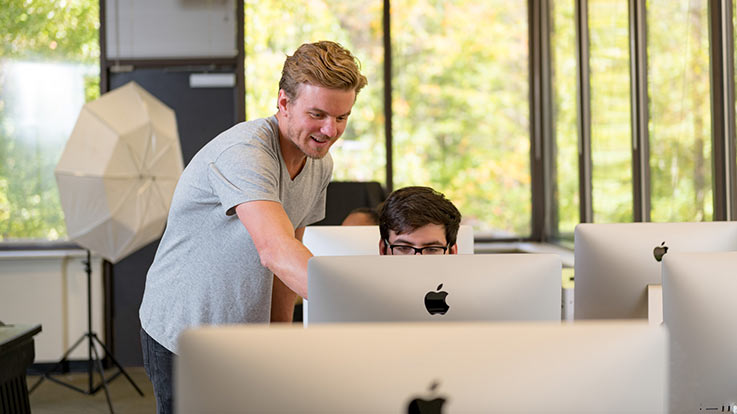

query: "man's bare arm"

left=270, top=227, right=305, bottom=322
left=235, top=201, right=311, bottom=299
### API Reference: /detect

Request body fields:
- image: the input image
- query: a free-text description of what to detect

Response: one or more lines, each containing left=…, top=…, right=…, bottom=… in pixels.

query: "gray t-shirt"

left=139, top=115, right=331, bottom=353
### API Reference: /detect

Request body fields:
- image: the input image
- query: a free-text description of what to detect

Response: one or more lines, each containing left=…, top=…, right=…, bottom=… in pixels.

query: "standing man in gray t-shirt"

left=138, top=41, right=367, bottom=414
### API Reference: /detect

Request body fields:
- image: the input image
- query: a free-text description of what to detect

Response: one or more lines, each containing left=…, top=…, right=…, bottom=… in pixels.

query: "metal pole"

left=86, top=250, right=93, bottom=392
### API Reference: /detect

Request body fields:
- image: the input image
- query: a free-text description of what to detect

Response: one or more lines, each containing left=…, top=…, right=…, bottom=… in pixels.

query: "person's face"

left=379, top=223, right=458, bottom=255
left=278, top=83, right=356, bottom=160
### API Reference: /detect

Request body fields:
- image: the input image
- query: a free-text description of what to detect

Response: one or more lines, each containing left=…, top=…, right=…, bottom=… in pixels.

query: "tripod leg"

left=90, top=342, right=114, bottom=414
left=91, top=333, right=145, bottom=396
left=29, top=333, right=88, bottom=393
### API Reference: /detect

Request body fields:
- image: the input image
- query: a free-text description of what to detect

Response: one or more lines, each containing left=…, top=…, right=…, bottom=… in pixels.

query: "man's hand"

left=235, top=201, right=312, bottom=299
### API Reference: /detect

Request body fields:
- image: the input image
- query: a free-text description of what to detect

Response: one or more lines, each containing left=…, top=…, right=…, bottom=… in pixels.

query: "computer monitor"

left=306, top=254, right=561, bottom=325
left=302, top=224, right=475, bottom=255
left=574, top=222, right=737, bottom=319
left=662, top=251, right=737, bottom=414
left=176, top=321, right=667, bottom=413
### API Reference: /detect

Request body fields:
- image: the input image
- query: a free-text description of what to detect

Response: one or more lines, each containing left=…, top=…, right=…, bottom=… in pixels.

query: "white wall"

left=105, top=0, right=237, bottom=59
left=0, top=250, right=104, bottom=363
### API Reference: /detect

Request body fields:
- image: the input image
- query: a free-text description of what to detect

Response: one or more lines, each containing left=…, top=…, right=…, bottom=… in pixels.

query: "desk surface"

left=0, top=324, right=42, bottom=353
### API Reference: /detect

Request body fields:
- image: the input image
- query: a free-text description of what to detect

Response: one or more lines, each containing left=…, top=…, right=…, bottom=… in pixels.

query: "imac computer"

left=176, top=322, right=667, bottom=413
left=662, top=251, right=737, bottom=414
left=306, top=254, right=561, bottom=325
left=574, top=222, right=737, bottom=319
left=302, top=224, right=475, bottom=255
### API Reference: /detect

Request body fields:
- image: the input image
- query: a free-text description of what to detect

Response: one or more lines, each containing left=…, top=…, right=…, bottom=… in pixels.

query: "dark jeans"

left=141, top=328, right=174, bottom=414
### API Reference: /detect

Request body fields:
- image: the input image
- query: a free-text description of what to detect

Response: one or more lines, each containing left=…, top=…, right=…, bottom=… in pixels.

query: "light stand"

left=29, top=250, right=144, bottom=413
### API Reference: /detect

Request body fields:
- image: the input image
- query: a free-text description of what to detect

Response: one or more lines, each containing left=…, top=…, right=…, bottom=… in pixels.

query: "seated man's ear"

left=379, top=239, right=387, bottom=255
left=449, top=244, right=458, bottom=255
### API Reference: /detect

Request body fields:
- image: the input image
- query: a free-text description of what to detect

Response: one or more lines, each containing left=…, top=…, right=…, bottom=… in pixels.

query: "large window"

left=648, top=0, right=712, bottom=222
left=4, top=1, right=737, bottom=244
left=0, top=0, right=99, bottom=241
left=550, top=0, right=719, bottom=232
left=391, top=0, right=530, bottom=238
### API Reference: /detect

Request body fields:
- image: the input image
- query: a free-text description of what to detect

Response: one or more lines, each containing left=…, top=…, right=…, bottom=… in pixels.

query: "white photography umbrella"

left=55, top=81, right=183, bottom=263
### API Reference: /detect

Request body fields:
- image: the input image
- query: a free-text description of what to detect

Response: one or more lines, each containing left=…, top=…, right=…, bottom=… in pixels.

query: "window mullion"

left=708, top=0, right=737, bottom=221
left=576, top=0, right=593, bottom=224
left=628, top=0, right=650, bottom=222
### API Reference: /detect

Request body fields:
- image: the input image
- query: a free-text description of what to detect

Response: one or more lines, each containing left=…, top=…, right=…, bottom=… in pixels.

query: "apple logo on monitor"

left=407, top=380, right=447, bottom=414
left=424, top=284, right=449, bottom=315
left=653, top=241, right=669, bottom=262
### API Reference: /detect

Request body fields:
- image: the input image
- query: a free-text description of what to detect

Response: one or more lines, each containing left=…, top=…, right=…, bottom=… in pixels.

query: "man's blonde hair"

left=279, top=41, right=368, bottom=100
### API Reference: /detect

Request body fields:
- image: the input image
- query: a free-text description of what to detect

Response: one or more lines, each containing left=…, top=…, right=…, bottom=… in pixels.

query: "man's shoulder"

left=218, top=116, right=278, bottom=145
left=201, top=116, right=279, bottom=160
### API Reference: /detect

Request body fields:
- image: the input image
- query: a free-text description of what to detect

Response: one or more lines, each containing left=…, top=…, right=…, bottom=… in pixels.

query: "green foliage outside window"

left=588, top=0, right=634, bottom=224
left=391, top=0, right=531, bottom=237
left=247, top=0, right=531, bottom=237
left=1, top=0, right=726, bottom=243
left=648, top=0, right=712, bottom=222
left=553, top=0, right=713, bottom=234
left=0, top=0, right=99, bottom=241
left=245, top=0, right=386, bottom=185
left=551, top=0, right=579, bottom=238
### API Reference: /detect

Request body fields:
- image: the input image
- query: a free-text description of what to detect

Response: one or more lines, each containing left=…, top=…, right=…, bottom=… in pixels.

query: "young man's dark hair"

left=379, top=186, right=462, bottom=253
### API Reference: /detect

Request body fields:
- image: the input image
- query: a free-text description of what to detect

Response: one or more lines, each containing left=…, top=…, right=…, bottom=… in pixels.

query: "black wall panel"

left=108, top=68, right=237, bottom=366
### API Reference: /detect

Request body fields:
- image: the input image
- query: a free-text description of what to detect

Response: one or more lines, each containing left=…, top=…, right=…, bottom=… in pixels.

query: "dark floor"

left=27, top=367, right=155, bottom=414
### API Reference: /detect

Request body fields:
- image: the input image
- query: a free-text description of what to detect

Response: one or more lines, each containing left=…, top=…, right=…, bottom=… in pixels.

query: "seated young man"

left=378, top=186, right=462, bottom=255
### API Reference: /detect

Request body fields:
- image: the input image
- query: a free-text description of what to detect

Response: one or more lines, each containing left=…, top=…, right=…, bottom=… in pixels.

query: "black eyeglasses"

left=384, top=240, right=449, bottom=255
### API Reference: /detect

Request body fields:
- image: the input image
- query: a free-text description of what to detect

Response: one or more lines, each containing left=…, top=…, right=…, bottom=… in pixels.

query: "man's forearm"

left=235, top=201, right=311, bottom=299
left=257, top=237, right=311, bottom=298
